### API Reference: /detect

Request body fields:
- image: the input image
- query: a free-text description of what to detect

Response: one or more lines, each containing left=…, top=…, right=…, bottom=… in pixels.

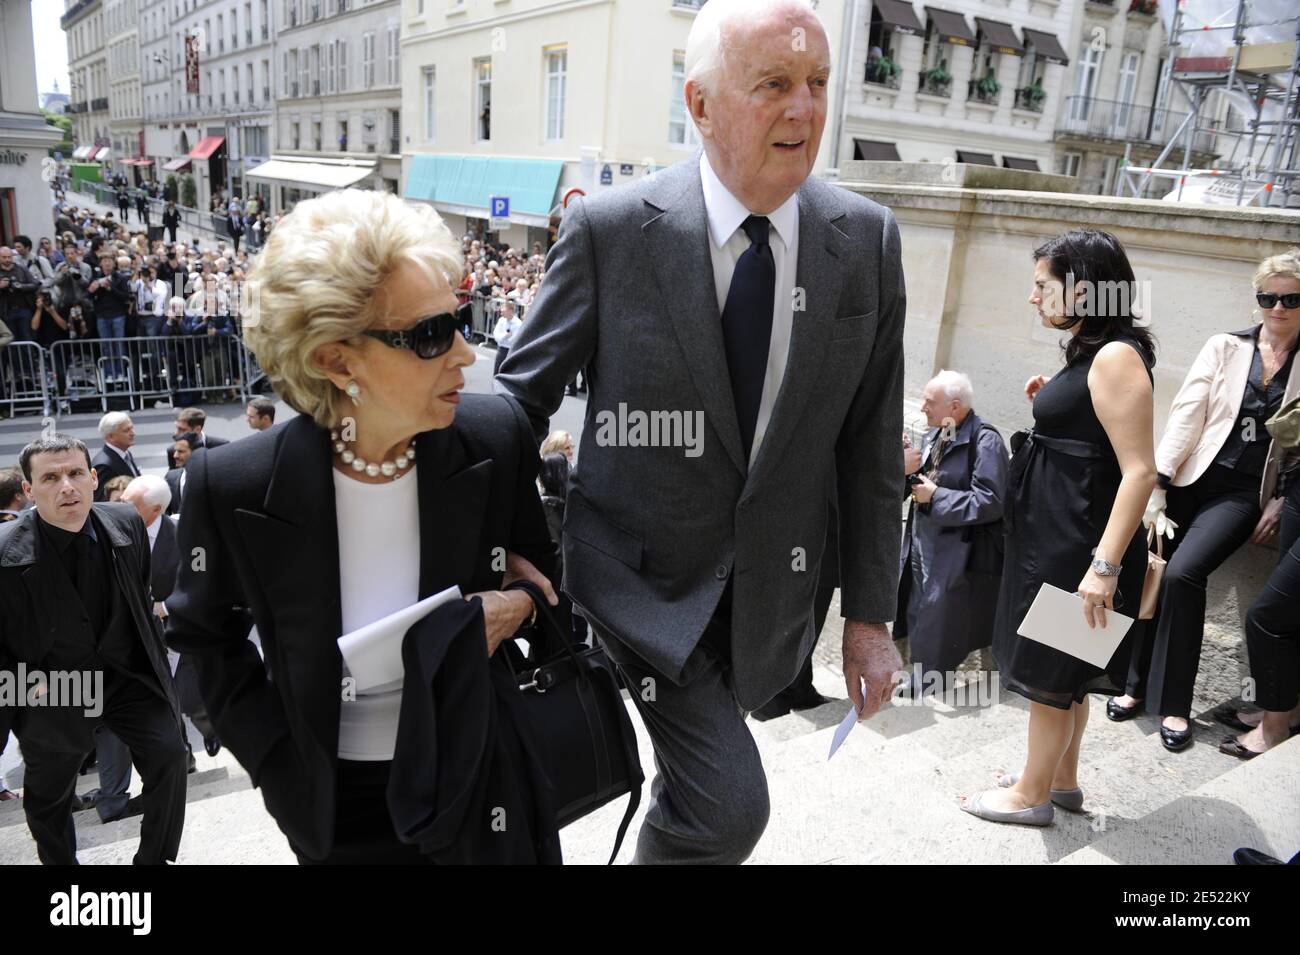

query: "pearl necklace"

left=330, top=430, right=416, bottom=480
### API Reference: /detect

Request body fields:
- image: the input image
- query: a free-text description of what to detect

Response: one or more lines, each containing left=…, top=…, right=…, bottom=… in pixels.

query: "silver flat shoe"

left=997, top=770, right=1085, bottom=812
left=960, top=790, right=1054, bottom=826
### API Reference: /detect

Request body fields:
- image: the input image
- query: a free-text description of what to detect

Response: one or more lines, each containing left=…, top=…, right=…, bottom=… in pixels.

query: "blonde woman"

left=1114, top=248, right=1300, bottom=752
left=166, top=189, right=559, bottom=864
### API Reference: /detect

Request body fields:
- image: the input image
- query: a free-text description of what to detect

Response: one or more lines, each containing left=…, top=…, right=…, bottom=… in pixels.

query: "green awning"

left=405, top=155, right=564, bottom=224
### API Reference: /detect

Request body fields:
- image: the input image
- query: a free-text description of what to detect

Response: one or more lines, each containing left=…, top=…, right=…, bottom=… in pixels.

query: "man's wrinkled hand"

left=842, top=620, right=901, bottom=720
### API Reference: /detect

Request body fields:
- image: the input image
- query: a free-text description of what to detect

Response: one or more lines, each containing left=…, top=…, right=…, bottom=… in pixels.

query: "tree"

left=42, top=109, right=74, bottom=153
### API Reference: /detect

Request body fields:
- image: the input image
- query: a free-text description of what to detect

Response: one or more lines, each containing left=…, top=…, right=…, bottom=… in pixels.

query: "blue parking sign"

left=490, top=196, right=510, bottom=218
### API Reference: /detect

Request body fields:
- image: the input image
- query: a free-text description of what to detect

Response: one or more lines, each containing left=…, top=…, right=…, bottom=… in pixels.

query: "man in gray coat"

left=496, top=0, right=906, bottom=863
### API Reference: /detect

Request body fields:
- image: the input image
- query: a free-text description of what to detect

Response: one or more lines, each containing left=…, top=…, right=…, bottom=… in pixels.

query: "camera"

left=906, top=473, right=924, bottom=488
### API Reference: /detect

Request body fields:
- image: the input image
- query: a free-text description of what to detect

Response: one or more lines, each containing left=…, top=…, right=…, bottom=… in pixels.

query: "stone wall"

left=837, top=162, right=1300, bottom=710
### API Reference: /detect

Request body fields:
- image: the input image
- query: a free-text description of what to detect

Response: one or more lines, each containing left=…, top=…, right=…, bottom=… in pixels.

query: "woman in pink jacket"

left=1110, top=249, right=1300, bottom=751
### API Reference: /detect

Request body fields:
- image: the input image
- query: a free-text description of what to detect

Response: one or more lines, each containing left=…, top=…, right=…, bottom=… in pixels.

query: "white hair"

left=124, top=474, right=171, bottom=511
left=685, top=0, right=821, bottom=96
left=929, top=369, right=974, bottom=408
left=98, top=411, right=133, bottom=438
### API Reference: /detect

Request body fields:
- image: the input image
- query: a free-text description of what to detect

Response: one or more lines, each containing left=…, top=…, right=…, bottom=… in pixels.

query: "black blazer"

left=151, top=514, right=180, bottom=605
left=0, top=503, right=184, bottom=751
left=164, top=467, right=183, bottom=516
left=165, top=395, right=558, bottom=860
left=92, top=444, right=136, bottom=501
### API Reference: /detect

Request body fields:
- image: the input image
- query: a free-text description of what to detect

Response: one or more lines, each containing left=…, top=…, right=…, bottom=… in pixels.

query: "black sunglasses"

left=1256, top=292, right=1300, bottom=310
left=361, top=312, right=460, bottom=359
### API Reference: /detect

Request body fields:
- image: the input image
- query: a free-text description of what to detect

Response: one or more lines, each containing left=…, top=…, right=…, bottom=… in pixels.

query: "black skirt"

left=992, top=430, right=1147, bottom=709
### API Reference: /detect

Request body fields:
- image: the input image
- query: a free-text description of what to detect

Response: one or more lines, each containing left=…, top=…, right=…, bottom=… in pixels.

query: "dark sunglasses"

left=1256, top=292, right=1300, bottom=310
left=361, top=312, right=460, bottom=359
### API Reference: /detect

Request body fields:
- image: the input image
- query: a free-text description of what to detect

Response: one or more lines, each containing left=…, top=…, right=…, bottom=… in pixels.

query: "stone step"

left=1057, top=734, right=1300, bottom=865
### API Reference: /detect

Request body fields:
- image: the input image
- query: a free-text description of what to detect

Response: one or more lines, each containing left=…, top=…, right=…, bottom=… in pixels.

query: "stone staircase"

left=5, top=661, right=1292, bottom=865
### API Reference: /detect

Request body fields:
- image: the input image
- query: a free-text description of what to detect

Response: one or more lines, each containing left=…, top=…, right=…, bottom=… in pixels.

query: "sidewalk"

left=57, top=184, right=236, bottom=251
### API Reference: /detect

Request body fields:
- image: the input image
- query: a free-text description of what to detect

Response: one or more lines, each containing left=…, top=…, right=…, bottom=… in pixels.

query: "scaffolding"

left=1118, top=0, right=1300, bottom=207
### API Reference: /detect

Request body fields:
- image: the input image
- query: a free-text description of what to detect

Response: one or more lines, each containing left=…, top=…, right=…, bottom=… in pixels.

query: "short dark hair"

left=176, top=407, right=207, bottom=429
left=13, top=235, right=32, bottom=250
left=0, top=467, right=24, bottom=508
left=248, top=397, right=276, bottom=422
left=19, top=434, right=93, bottom=482
left=172, top=432, right=200, bottom=450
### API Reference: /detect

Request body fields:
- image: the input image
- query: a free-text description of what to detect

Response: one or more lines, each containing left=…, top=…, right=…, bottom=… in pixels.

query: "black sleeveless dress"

left=992, top=337, right=1153, bottom=709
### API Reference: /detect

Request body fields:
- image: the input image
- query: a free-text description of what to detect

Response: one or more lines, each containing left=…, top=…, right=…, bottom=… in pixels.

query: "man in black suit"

left=0, top=435, right=187, bottom=864
left=166, top=407, right=228, bottom=469
left=164, top=433, right=198, bottom=516
left=91, top=412, right=141, bottom=501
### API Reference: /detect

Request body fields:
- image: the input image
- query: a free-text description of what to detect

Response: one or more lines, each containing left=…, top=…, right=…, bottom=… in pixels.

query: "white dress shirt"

left=699, top=152, right=800, bottom=468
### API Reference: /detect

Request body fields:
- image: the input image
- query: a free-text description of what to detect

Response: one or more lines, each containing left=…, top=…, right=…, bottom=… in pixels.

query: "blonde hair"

left=1253, top=247, right=1300, bottom=290
left=540, top=431, right=573, bottom=457
left=241, top=189, right=463, bottom=428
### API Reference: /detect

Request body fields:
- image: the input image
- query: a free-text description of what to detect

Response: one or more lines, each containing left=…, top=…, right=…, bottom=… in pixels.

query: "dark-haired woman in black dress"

left=960, top=229, right=1158, bottom=826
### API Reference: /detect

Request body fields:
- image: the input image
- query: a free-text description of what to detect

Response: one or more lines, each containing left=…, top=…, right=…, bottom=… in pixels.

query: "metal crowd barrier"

left=10, top=334, right=262, bottom=416
left=1, top=342, right=53, bottom=417
left=466, top=291, right=531, bottom=345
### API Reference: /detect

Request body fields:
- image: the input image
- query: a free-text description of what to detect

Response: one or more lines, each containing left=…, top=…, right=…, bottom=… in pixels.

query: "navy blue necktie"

left=720, top=215, right=775, bottom=462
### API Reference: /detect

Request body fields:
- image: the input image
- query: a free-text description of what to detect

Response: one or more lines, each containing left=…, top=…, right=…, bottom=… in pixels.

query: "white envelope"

left=337, top=585, right=463, bottom=693
left=1017, top=583, right=1133, bottom=669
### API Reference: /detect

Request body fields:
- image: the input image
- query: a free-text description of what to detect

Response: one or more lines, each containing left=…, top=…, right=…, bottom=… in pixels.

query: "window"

left=389, top=108, right=401, bottom=153
left=282, top=50, right=291, bottom=96
left=1114, top=51, right=1141, bottom=132
left=545, top=47, right=566, bottom=142
left=310, top=44, right=321, bottom=95
left=1070, top=42, right=1104, bottom=122
left=668, top=51, right=698, bottom=145
left=337, top=39, right=348, bottom=91
left=291, top=120, right=300, bottom=149
left=386, top=24, right=400, bottom=85
left=1060, top=152, right=1082, bottom=178
left=1151, top=57, right=1172, bottom=135
left=338, top=115, right=348, bottom=151
left=299, top=47, right=311, bottom=97
left=363, top=32, right=376, bottom=88
left=474, top=57, right=491, bottom=142
left=422, top=65, right=435, bottom=141
left=327, top=41, right=337, bottom=93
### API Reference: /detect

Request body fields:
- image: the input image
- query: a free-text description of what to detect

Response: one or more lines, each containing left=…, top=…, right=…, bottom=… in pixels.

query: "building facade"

left=1, top=0, right=65, bottom=243
left=250, top=0, right=402, bottom=214
left=398, top=0, right=850, bottom=249
left=64, top=0, right=112, bottom=161
left=841, top=0, right=1077, bottom=172
left=106, top=0, right=145, bottom=173
left=1052, top=0, right=1216, bottom=197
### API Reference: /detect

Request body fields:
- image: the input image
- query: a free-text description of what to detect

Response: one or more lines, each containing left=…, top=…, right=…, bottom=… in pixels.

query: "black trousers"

left=1125, top=464, right=1261, bottom=716
left=18, top=670, right=187, bottom=865
left=293, top=760, right=430, bottom=865
left=492, top=346, right=509, bottom=377
left=1245, top=486, right=1300, bottom=712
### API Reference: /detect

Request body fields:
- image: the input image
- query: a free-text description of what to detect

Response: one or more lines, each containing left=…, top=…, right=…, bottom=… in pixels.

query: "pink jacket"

left=1157, top=327, right=1300, bottom=509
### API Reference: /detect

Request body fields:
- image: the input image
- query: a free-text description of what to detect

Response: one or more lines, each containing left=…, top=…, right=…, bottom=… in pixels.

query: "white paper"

left=337, top=585, right=463, bottom=693
left=827, top=704, right=860, bottom=760
left=1017, top=583, right=1133, bottom=669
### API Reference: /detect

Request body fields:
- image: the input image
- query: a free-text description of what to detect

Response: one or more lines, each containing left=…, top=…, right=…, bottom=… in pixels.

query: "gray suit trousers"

left=595, top=622, right=770, bottom=864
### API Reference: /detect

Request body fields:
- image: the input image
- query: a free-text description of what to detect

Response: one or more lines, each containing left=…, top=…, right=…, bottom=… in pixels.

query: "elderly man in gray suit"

left=496, top=0, right=906, bottom=864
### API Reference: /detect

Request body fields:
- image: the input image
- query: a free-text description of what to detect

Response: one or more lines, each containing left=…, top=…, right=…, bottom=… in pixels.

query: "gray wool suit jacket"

left=495, top=153, right=906, bottom=710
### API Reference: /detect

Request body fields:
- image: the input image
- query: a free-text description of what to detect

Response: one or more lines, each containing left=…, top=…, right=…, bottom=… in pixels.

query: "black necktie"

left=720, top=215, right=775, bottom=463
left=125, top=451, right=139, bottom=476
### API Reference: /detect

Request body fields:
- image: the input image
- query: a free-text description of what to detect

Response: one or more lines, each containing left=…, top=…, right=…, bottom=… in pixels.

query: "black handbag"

left=502, top=580, right=643, bottom=864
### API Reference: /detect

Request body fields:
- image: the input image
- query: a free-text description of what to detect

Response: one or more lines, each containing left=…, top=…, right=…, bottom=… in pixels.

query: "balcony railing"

left=263, top=86, right=270, bottom=101
left=672, top=0, right=708, bottom=8
left=291, top=81, right=299, bottom=97
left=919, top=73, right=952, bottom=97
left=312, top=80, right=320, bottom=96
left=1060, top=96, right=1217, bottom=151
left=389, top=136, right=400, bottom=154
left=91, top=97, right=109, bottom=111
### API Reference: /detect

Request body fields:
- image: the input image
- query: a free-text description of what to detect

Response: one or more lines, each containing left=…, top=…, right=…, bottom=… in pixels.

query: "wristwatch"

left=1090, top=556, right=1122, bottom=577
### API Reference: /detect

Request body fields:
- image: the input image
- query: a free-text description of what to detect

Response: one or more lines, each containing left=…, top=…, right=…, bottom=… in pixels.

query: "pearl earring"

left=345, top=380, right=362, bottom=405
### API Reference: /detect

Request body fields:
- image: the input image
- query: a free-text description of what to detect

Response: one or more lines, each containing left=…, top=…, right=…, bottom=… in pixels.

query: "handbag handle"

left=504, top=578, right=588, bottom=672
left=1146, top=525, right=1164, bottom=559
